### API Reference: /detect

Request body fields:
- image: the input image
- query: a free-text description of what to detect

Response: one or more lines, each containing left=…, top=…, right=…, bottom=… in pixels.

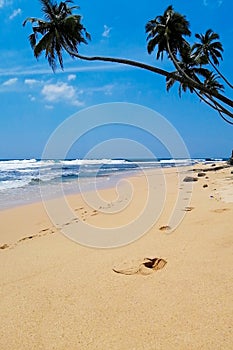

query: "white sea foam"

left=0, top=179, right=30, bottom=191
left=159, top=159, right=191, bottom=164
left=61, top=159, right=130, bottom=165
left=0, top=159, right=52, bottom=171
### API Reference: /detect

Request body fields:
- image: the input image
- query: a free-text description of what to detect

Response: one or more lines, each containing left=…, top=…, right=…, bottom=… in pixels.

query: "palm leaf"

left=23, top=0, right=90, bottom=70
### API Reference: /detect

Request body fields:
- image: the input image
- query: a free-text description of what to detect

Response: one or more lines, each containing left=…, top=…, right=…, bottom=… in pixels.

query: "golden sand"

left=0, top=164, right=232, bottom=349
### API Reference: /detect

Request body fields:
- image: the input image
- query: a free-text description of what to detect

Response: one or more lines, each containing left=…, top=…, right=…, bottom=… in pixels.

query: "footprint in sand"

left=0, top=243, right=9, bottom=250
left=159, top=225, right=171, bottom=232
left=183, top=206, right=195, bottom=212
left=0, top=226, right=56, bottom=251
left=113, top=257, right=167, bottom=276
left=75, top=207, right=84, bottom=212
left=18, top=235, right=35, bottom=242
left=39, top=229, right=48, bottom=233
left=73, top=208, right=100, bottom=222
left=211, top=208, right=230, bottom=213
left=90, top=212, right=98, bottom=217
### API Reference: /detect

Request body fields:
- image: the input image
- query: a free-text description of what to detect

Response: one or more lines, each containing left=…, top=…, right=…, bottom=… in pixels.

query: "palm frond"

left=145, top=5, right=191, bottom=61
left=23, top=0, right=90, bottom=70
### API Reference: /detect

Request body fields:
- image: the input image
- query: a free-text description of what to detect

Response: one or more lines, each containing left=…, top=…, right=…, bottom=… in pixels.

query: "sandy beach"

left=0, top=163, right=233, bottom=349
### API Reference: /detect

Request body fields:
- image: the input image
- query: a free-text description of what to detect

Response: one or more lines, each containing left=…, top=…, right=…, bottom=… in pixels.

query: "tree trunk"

left=66, top=49, right=233, bottom=113
left=208, top=59, right=233, bottom=89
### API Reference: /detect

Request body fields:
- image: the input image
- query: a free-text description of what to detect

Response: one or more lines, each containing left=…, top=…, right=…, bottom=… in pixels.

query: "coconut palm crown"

left=193, top=29, right=233, bottom=89
left=23, top=0, right=90, bottom=71
left=145, top=5, right=191, bottom=60
left=193, top=29, right=223, bottom=66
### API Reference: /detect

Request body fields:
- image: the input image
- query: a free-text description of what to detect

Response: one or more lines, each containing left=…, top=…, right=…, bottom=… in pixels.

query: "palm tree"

left=23, top=0, right=171, bottom=77
left=166, top=44, right=210, bottom=97
left=145, top=6, right=232, bottom=120
left=163, top=44, right=233, bottom=123
left=23, top=1, right=233, bottom=120
left=193, top=29, right=233, bottom=89
left=23, top=0, right=90, bottom=71
left=145, top=5, right=208, bottom=94
left=146, top=5, right=191, bottom=60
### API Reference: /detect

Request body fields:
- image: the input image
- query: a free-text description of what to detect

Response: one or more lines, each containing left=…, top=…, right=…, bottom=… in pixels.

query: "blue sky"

left=0, top=0, right=232, bottom=159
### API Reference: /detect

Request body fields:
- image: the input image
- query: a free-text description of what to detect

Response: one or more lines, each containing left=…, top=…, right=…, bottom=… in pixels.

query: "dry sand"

left=0, top=163, right=233, bottom=349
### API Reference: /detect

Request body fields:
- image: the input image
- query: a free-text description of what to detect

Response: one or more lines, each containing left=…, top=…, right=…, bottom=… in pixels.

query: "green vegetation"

left=23, top=0, right=233, bottom=123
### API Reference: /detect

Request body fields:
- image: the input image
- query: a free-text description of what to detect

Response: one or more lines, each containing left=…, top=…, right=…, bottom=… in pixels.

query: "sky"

left=0, top=0, right=232, bottom=159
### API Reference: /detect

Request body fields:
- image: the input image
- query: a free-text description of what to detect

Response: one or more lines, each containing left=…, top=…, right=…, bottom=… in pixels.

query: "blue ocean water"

left=0, top=158, right=223, bottom=210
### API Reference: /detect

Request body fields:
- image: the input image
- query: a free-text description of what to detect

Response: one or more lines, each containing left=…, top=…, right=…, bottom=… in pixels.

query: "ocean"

left=0, top=158, right=224, bottom=210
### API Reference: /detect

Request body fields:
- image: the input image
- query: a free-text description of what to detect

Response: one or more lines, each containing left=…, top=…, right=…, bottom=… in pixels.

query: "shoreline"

left=0, top=159, right=226, bottom=211
left=0, top=162, right=233, bottom=349
left=0, top=158, right=225, bottom=211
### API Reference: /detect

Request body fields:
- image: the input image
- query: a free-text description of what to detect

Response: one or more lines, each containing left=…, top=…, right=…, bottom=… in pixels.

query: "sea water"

left=0, top=158, right=223, bottom=210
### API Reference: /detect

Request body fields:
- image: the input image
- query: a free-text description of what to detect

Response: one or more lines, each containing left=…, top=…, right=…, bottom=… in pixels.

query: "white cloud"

left=67, top=74, right=76, bottom=81
left=2, top=77, right=18, bottom=86
left=9, top=8, right=21, bottom=20
left=24, top=79, right=39, bottom=86
left=41, top=82, right=83, bottom=106
left=102, top=25, right=112, bottom=38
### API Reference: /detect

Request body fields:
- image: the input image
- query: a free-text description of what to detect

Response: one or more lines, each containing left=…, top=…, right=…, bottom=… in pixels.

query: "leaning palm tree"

left=23, top=0, right=170, bottom=77
left=145, top=5, right=230, bottom=116
left=193, top=29, right=233, bottom=89
left=23, top=1, right=233, bottom=121
left=145, top=4, right=218, bottom=105
left=146, top=5, right=193, bottom=81
left=163, top=44, right=233, bottom=124
left=23, top=0, right=90, bottom=71
left=145, top=6, right=232, bottom=120
left=166, top=43, right=210, bottom=97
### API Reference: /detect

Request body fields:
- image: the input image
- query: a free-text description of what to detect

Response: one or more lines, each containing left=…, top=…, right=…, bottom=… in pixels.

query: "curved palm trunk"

left=194, top=89, right=233, bottom=122
left=66, top=49, right=233, bottom=113
left=165, top=38, right=201, bottom=87
left=66, top=50, right=171, bottom=77
left=200, top=93, right=233, bottom=125
left=208, top=58, right=233, bottom=89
